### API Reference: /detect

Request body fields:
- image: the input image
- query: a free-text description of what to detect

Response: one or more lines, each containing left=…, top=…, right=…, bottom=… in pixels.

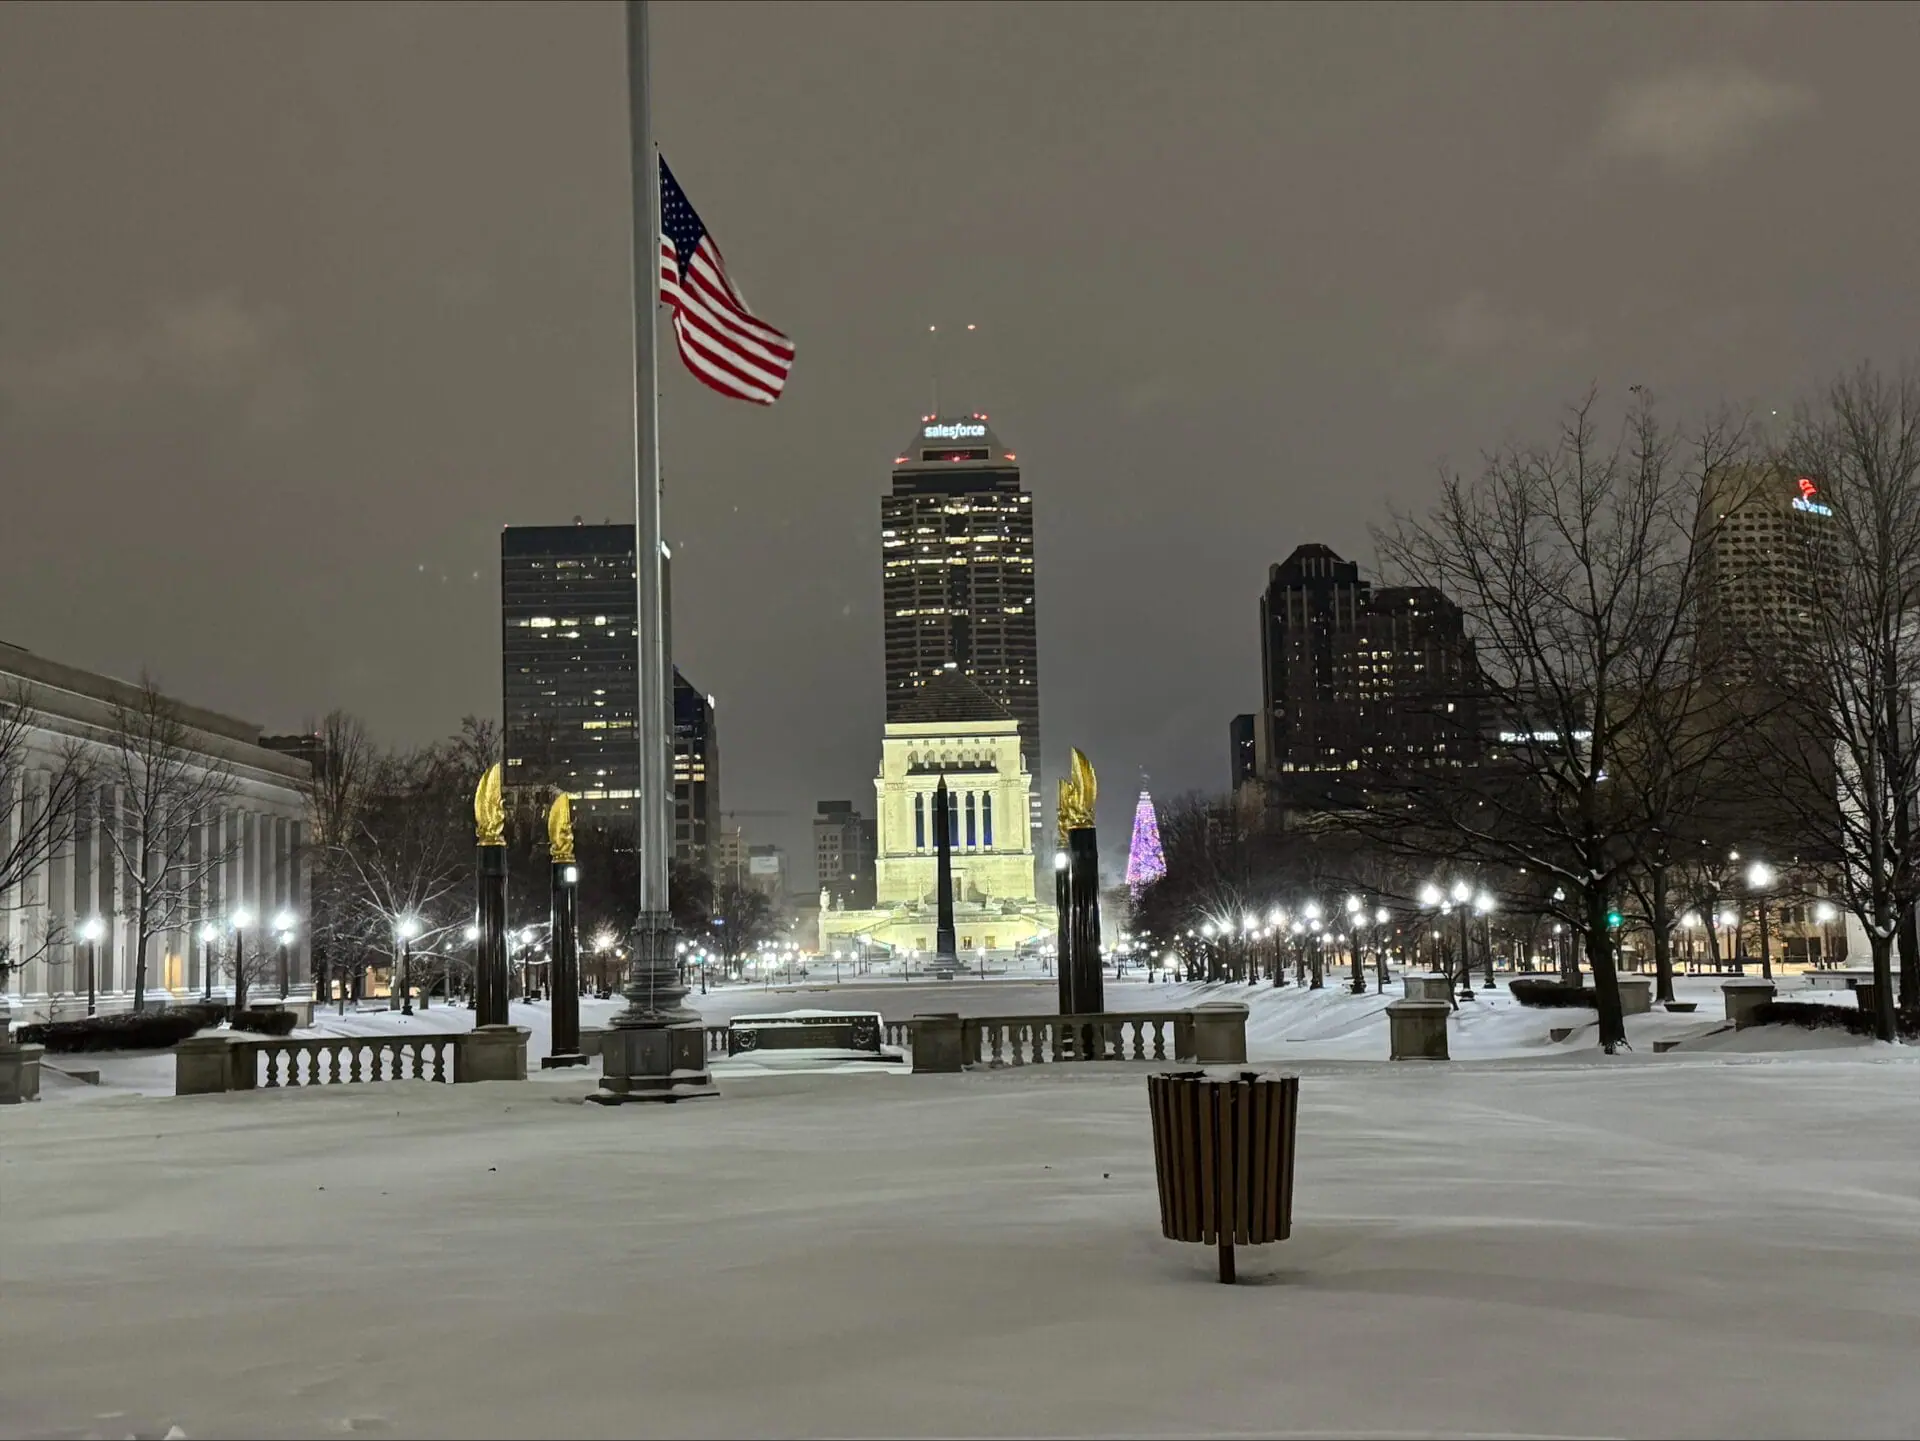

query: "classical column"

left=473, top=765, right=510, bottom=1027
left=543, top=794, right=587, bottom=1068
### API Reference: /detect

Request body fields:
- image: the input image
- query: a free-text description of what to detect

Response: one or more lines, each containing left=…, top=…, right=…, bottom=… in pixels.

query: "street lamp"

left=1716, top=909, right=1739, bottom=971
left=273, top=909, right=296, bottom=999
left=199, top=921, right=218, bottom=1001
left=396, top=915, right=421, bottom=1016
left=1745, top=860, right=1775, bottom=981
left=230, top=909, right=252, bottom=1013
left=1474, top=891, right=1497, bottom=989
left=79, top=916, right=104, bottom=1017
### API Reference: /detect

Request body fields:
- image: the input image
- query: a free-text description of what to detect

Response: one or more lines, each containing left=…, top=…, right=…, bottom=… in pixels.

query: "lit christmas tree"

left=1125, top=789, right=1166, bottom=897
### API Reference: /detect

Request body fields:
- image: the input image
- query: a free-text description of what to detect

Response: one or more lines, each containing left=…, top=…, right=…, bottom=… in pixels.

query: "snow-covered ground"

left=8, top=1052, right=1920, bottom=1438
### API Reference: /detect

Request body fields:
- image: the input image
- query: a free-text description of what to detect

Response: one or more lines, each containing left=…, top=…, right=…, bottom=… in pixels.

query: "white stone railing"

left=176, top=1025, right=528, bottom=1095
left=245, top=1035, right=457, bottom=1088
left=909, top=1004, right=1249, bottom=1074
left=964, top=1012, right=1195, bottom=1066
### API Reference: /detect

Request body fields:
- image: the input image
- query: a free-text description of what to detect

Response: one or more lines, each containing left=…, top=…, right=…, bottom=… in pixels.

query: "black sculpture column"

left=934, top=776, right=958, bottom=967
left=1054, top=843, right=1072, bottom=1014
left=1068, top=824, right=1105, bottom=1016
left=1057, top=748, right=1106, bottom=1018
left=544, top=793, right=587, bottom=1068
left=474, top=763, right=510, bottom=1028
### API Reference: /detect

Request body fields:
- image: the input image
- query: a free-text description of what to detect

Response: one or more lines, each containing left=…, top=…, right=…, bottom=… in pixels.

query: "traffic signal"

left=1607, top=911, right=1624, bottom=929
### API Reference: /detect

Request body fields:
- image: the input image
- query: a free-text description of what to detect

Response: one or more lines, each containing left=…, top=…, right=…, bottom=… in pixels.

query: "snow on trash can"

left=1148, top=1068, right=1299, bottom=1283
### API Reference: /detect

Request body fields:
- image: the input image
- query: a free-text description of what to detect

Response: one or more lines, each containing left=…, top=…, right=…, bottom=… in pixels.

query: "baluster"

left=262, top=1045, right=282, bottom=1088
left=1151, top=1019, right=1167, bottom=1060
left=1010, top=1024, right=1026, bottom=1066
left=1046, top=1021, right=1061, bottom=1062
left=433, top=1039, right=449, bottom=1082
left=1128, top=1020, right=1142, bottom=1060
left=348, top=1043, right=364, bottom=1084
left=987, top=1024, right=1004, bottom=1067
left=289, top=1047, right=306, bottom=1087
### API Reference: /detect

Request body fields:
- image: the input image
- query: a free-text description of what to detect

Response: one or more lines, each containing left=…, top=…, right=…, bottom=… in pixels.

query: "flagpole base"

left=590, top=1021, right=717, bottom=1104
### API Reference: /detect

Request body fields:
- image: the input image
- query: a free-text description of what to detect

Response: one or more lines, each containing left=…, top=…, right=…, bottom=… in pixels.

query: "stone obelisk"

left=934, top=776, right=958, bottom=967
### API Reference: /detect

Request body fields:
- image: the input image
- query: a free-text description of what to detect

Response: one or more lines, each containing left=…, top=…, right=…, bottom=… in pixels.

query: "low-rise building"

left=0, top=643, right=310, bottom=1026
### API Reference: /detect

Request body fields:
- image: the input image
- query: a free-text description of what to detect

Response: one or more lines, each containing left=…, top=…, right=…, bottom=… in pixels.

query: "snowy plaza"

left=7, top=980, right=1920, bottom=1439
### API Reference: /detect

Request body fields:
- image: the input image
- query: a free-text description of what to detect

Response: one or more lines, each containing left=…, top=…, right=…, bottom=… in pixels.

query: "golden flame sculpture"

left=547, top=792, right=575, bottom=865
left=1058, top=747, right=1096, bottom=833
left=474, top=762, right=505, bottom=847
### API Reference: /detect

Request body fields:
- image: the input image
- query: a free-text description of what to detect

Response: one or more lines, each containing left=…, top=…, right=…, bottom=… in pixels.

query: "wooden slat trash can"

left=1148, top=1069, right=1299, bottom=1283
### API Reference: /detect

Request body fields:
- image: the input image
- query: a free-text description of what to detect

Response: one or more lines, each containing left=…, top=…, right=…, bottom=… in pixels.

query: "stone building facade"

left=0, top=644, right=309, bottom=1026
left=820, top=670, right=1053, bottom=959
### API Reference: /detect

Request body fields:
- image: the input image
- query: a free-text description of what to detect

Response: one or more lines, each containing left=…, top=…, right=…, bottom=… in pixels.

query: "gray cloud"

left=2, top=292, right=308, bottom=429
left=1594, top=63, right=1813, bottom=173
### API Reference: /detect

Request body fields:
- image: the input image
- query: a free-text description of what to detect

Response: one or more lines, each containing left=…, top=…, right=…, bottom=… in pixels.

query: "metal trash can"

left=1148, top=1069, right=1299, bottom=1282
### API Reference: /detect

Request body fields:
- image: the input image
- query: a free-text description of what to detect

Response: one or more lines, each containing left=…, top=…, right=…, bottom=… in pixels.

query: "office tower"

left=882, top=414, right=1039, bottom=829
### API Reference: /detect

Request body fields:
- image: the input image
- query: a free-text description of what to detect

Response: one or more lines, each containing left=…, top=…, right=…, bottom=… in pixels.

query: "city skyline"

left=4, top=3, right=1919, bottom=869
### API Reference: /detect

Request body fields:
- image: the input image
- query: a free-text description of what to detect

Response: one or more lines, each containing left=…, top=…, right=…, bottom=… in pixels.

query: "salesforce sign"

left=924, top=422, right=987, bottom=440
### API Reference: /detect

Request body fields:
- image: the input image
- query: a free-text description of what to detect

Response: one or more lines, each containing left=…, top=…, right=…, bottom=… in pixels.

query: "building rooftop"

left=889, top=669, right=1017, bottom=726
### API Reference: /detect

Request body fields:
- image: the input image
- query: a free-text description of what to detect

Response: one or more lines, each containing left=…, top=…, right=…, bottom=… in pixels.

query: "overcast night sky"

left=4, top=1, right=1919, bottom=869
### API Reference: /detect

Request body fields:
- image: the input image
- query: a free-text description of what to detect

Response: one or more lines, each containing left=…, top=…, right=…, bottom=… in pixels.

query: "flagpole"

left=598, top=0, right=715, bottom=1101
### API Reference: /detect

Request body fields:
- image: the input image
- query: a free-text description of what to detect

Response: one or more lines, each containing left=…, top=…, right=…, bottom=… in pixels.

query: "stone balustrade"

left=907, top=1005, right=1247, bottom=1073
left=176, top=1025, right=529, bottom=1096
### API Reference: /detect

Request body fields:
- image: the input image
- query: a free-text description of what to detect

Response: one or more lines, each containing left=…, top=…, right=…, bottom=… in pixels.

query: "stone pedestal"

left=1723, top=978, right=1777, bottom=1029
left=595, top=1023, right=714, bottom=1100
left=577, top=1025, right=605, bottom=1062
left=592, top=909, right=716, bottom=1103
left=1387, top=999, right=1450, bottom=1060
left=1190, top=1002, right=1250, bottom=1065
left=910, top=1013, right=964, bottom=1074
left=455, top=1024, right=530, bottom=1083
left=1615, top=976, right=1653, bottom=1016
left=1403, top=973, right=1455, bottom=1003
left=0, top=1041, right=45, bottom=1103
left=174, top=1034, right=241, bottom=1095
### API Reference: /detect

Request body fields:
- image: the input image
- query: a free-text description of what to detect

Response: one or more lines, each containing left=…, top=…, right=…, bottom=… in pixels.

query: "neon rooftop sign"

left=923, top=422, right=987, bottom=440
left=1793, top=477, right=1833, bottom=517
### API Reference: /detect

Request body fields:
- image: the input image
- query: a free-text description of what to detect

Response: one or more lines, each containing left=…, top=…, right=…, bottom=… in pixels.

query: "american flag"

left=658, top=156, right=794, bottom=405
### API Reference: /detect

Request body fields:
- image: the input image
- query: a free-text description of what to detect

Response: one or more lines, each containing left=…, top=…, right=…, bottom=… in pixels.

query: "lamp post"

left=1746, top=860, right=1775, bottom=981
left=1374, top=907, right=1392, bottom=991
left=199, top=921, right=218, bottom=1002
left=396, top=916, right=420, bottom=1016
left=1814, top=900, right=1838, bottom=967
left=230, top=909, right=252, bottom=1014
left=273, top=910, right=295, bottom=1000
left=1716, top=909, right=1739, bottom=972
left=1476, top=891, right=1497, bottom=989
left=80, top=916, right=104, bottom=1017
left=1304, top=902, right=1324, bottom=989
left=1448, top=880, right=1474, bottom=1001
left=1346, top=896, right=1366, bottom=994
left=463, top=923, right=481, bottom=1007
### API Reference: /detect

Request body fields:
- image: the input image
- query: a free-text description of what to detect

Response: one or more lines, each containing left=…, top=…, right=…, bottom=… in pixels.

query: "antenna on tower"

left=927, top=324, right=939, bottom=415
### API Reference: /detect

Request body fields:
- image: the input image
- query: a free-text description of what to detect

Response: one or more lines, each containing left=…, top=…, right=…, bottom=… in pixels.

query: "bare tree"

left=0, top=682, right=90, bottom=996
left=1751, top=365, right=1920, bottom=1041
left=1373, top=392, right=1747, bottom=1052
left=101, top=677, right=238, bottom=1012
left=343, top=745, right=471, bottom=1008
left=296, top=712, right=378, bottom=1011
left=709, top=881, right=776, bottom=979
